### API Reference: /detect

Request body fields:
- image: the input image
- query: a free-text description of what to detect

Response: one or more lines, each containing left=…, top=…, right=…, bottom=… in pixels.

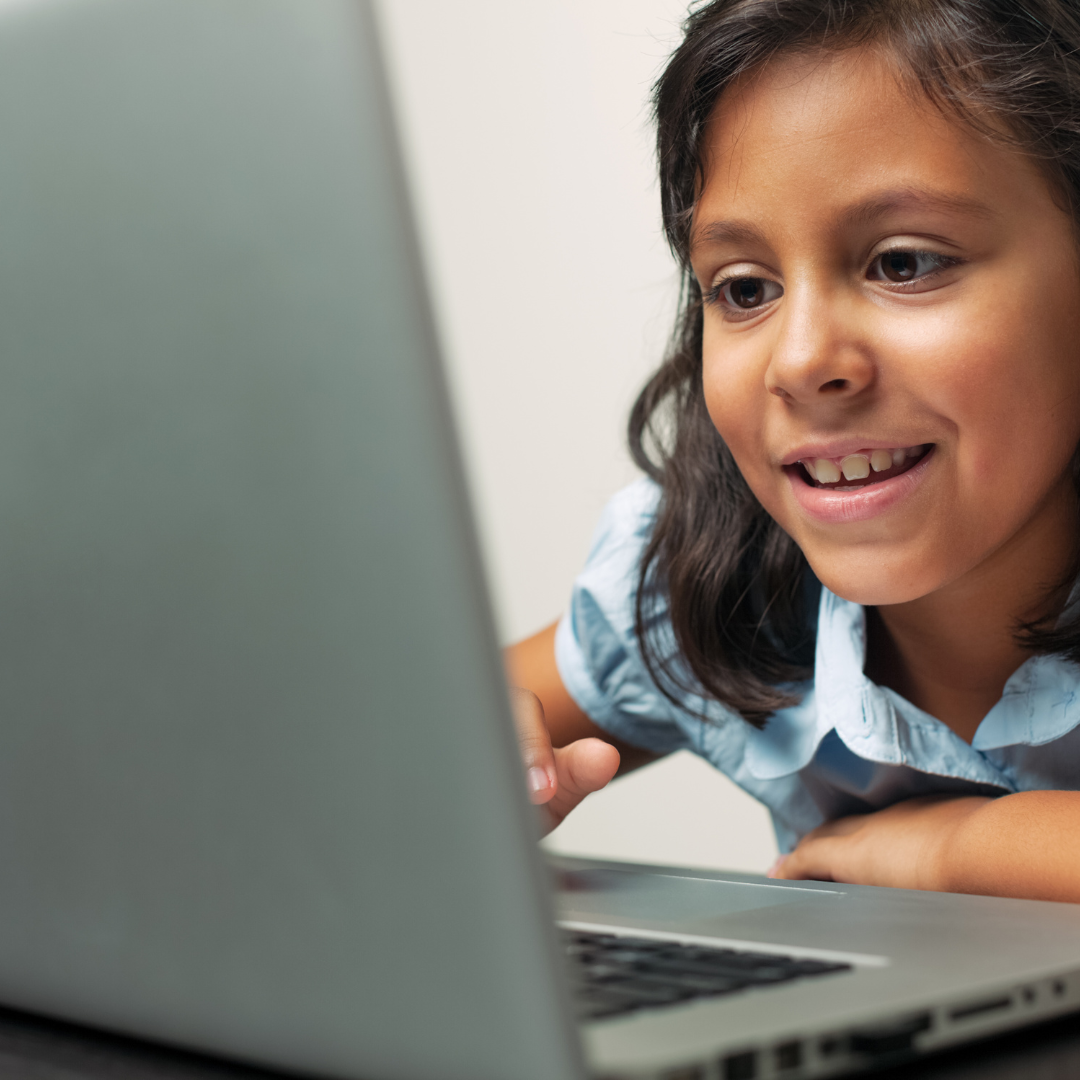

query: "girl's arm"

left=504, top=622, right=656, bottom=833
left=772, top=791, right=1080, bottom=902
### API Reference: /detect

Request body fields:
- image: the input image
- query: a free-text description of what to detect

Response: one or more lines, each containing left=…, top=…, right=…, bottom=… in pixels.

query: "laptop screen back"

left=0, top=2, right=580, bottom=1078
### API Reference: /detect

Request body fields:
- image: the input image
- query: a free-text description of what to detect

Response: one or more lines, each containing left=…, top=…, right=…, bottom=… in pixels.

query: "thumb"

left=542, top=738, right=620, bottom=832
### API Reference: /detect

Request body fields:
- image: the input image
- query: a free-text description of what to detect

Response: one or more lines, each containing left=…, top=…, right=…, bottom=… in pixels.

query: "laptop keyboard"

left=563, top=929, right=853, bottom=1021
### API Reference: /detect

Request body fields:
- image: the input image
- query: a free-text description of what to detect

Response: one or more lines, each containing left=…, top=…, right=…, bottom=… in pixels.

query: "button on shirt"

left=554, top=479, right=1080, bottom=853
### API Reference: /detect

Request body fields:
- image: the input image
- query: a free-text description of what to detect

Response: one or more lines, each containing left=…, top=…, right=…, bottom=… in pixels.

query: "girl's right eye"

left=707, top=275, right=783, bottom=316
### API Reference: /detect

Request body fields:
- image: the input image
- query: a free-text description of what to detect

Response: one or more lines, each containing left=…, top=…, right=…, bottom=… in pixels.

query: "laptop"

left=0, top=2, right=1075, bottom=1079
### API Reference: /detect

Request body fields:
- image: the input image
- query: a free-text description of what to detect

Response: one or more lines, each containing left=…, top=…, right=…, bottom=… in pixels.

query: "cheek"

left=701, top=326, right=770, bottom=464
left=901, top=290, right=1080, bottom=486
left=701, top=324, right=795, bottom=523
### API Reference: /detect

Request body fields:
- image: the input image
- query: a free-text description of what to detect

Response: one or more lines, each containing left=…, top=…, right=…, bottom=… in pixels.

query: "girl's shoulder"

left=569, top=478, right=663, bottom=632
left=555, top=478, right=702, bottom=751
left=581, top=477, right=661, bottom=571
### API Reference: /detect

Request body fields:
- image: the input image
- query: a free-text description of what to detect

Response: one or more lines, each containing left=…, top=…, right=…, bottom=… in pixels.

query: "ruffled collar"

left=741, top=587, right=1080, bottom=782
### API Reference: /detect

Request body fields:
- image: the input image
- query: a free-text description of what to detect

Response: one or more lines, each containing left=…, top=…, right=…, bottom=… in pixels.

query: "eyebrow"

left=844, top=187, right=996, bottom=227
left=690, top=186, right=997, bottom=252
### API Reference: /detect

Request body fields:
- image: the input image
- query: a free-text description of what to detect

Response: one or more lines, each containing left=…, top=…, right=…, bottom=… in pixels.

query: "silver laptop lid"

left=0, top=2, right=582, bottom=1078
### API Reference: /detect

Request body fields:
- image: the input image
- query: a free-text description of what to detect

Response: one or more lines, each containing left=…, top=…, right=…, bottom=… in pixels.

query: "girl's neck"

left=864, top=481, right=1080, bottom=744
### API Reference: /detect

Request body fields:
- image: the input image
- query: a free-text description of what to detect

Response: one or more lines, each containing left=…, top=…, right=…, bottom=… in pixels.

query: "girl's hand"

left=510, top=687, right=620, bottom=835
left=768, top=795, right=992, bottom=891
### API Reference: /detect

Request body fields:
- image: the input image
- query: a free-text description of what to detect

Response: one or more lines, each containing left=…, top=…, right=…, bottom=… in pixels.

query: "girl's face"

left=693, top=49, right=1080, bottom=607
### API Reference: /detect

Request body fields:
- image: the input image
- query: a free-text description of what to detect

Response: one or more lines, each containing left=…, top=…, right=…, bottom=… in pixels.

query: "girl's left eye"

left=868, top=249, right=958, bottom=284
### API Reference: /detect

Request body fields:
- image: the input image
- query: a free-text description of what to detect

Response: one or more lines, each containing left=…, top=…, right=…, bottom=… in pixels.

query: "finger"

left=508, top=687, right=557, bottom=804
left=544, top=738, right=620, bottom=827
left=770, top=838, right=838, bottom=882
left=795, top=813, right=869, bottom=848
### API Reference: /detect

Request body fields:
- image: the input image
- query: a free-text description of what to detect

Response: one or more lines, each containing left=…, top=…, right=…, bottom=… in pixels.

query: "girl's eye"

left=713, top=276, right=783, bottom=313
left=868, top=249, right=957, bottom=284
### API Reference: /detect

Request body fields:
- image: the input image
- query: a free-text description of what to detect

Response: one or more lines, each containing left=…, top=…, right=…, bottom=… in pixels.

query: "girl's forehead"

left=706, top=49, right=913, bottom=156
left=693, top=47, right=1053, bottom=245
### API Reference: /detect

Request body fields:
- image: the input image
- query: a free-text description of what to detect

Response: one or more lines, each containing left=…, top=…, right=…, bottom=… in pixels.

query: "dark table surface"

left=0, top=1006, right=1076, bottom=1080
left=0, top=1002, right=1075, bottom=1080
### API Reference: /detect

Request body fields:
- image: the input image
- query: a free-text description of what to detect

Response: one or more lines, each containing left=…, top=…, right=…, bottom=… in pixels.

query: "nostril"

left=819, top=378, right=848, bottom=392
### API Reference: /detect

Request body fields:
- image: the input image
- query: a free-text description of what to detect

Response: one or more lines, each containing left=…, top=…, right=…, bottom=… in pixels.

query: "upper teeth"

left=802, top=446, right=925, bottom=483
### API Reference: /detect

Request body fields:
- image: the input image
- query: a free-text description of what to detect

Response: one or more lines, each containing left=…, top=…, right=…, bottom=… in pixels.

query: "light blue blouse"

left=554, top=479, right=1080, bottom=853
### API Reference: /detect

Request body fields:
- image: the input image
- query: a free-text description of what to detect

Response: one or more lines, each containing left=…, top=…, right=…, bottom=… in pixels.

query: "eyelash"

left=869, top=248, right=963, bottom=287
left=703, top=248, right=964, bottom=318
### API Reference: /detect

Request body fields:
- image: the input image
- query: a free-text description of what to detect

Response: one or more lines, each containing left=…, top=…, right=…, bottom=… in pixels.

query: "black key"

left=648, top=949, right=825, bottom=977
left=562, top=929, right=854, bottom=1022
left=789, top=959, right=850, bottom=975
left=568, top=931, right=614, bottom=946
left=695, top=951, right=792, bottom=970
left=735, top=966, right=799, bottom=984
left=604, top=950, right=675, bottom=968
left=601, top=936, right=674, bottom=952
left=659, top=963, right=794, bottom=987
left=724, top=951, right=788, bottom=966
left=653, top=946, right=732, bottom=962
left=623, top=971, right=749, bottom=996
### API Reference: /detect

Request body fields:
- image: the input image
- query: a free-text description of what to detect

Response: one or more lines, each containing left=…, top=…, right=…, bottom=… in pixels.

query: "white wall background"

left=377, top=1, right=778, bottom=874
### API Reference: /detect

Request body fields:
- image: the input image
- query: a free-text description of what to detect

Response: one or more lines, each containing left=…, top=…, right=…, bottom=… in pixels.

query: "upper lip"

left=779, top=439, right=930, bottom=467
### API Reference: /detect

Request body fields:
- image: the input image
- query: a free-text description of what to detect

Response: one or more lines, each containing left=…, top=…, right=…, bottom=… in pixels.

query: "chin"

left=804, top=554, right=945, bottom=608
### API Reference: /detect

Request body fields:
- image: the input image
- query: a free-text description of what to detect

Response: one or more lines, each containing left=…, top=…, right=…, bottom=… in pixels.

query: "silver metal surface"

left=0, top=3, right=582, bottom=1080
left=557, top=857, right=1080, bottom=1077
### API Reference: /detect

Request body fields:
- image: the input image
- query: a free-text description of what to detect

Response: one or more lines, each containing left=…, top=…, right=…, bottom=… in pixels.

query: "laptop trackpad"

left=557, top=868, right=829, bottom=929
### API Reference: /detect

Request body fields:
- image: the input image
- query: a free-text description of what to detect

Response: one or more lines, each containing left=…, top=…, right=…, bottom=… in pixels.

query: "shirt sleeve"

left=554, top=479, right=696, bottom=756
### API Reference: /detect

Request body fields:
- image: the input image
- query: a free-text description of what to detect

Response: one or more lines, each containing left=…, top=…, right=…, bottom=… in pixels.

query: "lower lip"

left=786, top=448, right=935, bottom=524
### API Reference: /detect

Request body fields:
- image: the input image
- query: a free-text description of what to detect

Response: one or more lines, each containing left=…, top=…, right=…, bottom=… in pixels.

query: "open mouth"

left=792, top=444, right=933, bottom=490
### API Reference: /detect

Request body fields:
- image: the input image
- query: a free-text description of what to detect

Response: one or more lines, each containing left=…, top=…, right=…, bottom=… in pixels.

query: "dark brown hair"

left=631, top=0, right=1080, bottom=727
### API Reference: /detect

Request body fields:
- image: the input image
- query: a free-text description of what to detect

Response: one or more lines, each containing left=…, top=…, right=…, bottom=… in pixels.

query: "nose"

left=764, top=286, right=874, bottom=404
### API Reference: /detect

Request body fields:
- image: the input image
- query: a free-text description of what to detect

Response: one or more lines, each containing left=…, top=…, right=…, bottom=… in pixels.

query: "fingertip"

left=766, top=856, right=787, bottom=879
left=560, top=738, right=619, bottom=796
left=601, top=745, right=621, bottom=784
left=584, top=737, right=621, bottom=775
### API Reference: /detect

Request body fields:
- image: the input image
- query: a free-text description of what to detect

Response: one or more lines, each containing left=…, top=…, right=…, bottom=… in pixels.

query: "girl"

left=506, top=0, right=1080, bottom=902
